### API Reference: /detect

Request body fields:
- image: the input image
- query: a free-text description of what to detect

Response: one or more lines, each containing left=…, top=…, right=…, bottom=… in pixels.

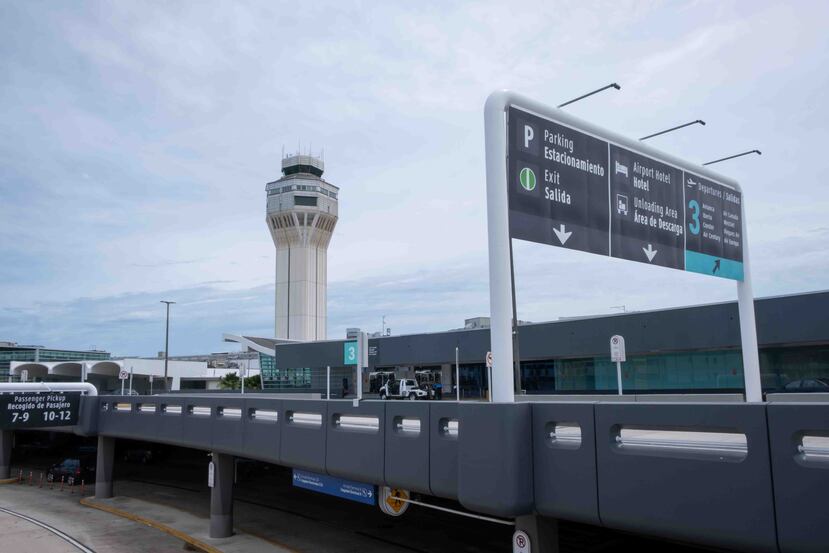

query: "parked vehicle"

left=784, top=378, right=829, bottom=392
left=379, top=378, right=429, bottom=400
left=123, top=448, right=154, bottom=464
left=47, top=456, right=96, bottom=485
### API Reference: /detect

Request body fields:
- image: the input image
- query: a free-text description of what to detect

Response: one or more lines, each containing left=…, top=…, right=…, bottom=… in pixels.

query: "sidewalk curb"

left=79, top=496, right=222, bottom=553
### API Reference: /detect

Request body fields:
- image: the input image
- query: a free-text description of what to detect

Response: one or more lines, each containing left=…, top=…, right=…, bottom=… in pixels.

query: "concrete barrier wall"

left=91, top=395, right=829, bottom=553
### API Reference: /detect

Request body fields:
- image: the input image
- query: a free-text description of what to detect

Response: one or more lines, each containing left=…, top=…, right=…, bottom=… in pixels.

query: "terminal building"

left=227, top=290, right=829, bottom=398
left=0, top=342, right=110, bottom=379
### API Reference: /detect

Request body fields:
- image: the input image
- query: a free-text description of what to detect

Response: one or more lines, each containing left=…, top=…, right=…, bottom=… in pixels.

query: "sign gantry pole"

left=484, top=91, right=517, bottom=403
left=737, top=201, right=762, bottom=402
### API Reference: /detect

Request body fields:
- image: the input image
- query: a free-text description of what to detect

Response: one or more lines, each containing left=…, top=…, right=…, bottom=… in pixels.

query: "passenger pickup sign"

left=292, top=469, right=375, bottom=506
left=0, top=392, right=80, bottom=429
left=508, top=106, right=744, bottom=280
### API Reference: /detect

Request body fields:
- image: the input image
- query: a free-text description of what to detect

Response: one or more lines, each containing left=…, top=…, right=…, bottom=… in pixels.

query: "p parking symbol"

left=516, top=118, right=540, bottom=156
left=524, top=125, right=534, bottom=148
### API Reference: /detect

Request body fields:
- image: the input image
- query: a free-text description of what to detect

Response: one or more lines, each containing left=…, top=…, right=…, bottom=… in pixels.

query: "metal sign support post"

left=484, top=91, right=518, bottom=403
left=358, top=331, right=367, bottom=401
left=120, top=377, right=125, bottom=396
left=737, top=201, right=762, bottom=402
left=455, top=346, right=460, bottom=401
left=129, top=366, right=133, bottom=395
left=326, top=366, right=331, bottom=400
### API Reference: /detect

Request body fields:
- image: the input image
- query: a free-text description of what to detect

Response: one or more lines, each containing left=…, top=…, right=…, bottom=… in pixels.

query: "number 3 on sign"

left=688, top=200, right=700, bottom=235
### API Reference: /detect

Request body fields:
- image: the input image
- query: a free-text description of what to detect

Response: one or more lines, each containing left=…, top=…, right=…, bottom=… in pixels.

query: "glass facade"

left=258, top=344, right=829, bottom=396
left=521, top=345, right=829, bottom=394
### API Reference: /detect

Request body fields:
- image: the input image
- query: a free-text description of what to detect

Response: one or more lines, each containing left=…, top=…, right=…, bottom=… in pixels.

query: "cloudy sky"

left=1, top=1, right=827, bottom=356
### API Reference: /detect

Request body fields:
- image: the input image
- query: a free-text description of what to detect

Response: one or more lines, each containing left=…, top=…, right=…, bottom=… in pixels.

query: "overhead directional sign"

left=507, top=106, right=743, bottom=280
left=0, top=392, right=80, bottom=429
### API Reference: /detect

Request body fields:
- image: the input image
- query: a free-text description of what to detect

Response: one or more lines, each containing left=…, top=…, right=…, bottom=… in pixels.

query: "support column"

left=209, top=452, right=234, bottom=538
left=95, top=436, right=115, bottom=498
left=515, top=515, right=559, bottom=553
left=0, top=431, right=12, bottom=479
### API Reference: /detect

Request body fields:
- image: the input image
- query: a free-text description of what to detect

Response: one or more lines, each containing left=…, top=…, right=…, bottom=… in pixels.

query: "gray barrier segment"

left=531, top=402, right=599, bottom=525
left=242, top=398, right=282, bottom=464
left=325, top=400, right=385, bottom=485
left=458, top=402, right=534, bottom=517
left=210, top=397, right=245, bottom=455
left=428, top=402, right=458, bottom=499
left=767, top=403, right=829, bottom=553
left=595, top=403, right=777, bottom=552
left=0, top=430, right=11, bottom=479
left=180, top=398, right=220, bottom=450
left=280, top=400, right=328, bottom=473
left=155, top=396, right=186, bottom=445
left=95, top=435, right=115, bottom=498
left=210, top=451, right=234, bottom=539
left=384, top=401, right=431, bottom=494
left=74, top=396, right=99, bottom=437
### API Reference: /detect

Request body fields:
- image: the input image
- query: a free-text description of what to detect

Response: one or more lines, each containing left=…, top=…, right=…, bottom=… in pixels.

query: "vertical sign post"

left=610, top=335, right=626, bottom=395
left=485, top=90, right=761, bottom=403
left=344, top=335, right=367, bottom=404
left=455, top=346, right=460, bottom=401
left=119, top=369, right=128, bottom=395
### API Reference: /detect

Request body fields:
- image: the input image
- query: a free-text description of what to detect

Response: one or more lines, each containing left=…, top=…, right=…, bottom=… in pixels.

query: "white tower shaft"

left=266, top=155, right=338, bottom=341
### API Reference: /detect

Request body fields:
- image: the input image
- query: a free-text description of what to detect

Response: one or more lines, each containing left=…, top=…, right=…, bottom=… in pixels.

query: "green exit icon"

left=519, top=167, right=536, bottom=191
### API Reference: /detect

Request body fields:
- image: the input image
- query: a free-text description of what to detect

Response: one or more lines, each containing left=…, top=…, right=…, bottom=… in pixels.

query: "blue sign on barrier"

left=292, top=469, right=375, bottom=506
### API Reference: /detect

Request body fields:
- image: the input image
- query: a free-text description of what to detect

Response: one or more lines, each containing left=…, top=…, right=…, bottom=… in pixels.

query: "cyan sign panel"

left=343, top=341, right=358, bottom=365
left=292, top=469, right=375, bottom=505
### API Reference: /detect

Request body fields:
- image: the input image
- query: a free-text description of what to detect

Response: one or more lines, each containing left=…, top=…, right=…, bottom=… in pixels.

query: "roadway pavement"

left=0, top=483, right=187, bottom=552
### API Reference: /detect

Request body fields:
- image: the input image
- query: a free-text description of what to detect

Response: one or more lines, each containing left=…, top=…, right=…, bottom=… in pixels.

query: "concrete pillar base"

left=95, top=436, right=115, bottom=498
left=515, top=515, right=559, bottom=553
left=209, top=452, right=234, bottom=538
left=0, top=431, right=12, bottom=479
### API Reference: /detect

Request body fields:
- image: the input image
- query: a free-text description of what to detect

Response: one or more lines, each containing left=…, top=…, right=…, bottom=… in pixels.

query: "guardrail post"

left=515, top=515, right=559, bottom=553
left=95, top=436, right=115, bottom=498
left=0, top=430, right=11, bottom=479
left=209, top=452, right=234, bottom=538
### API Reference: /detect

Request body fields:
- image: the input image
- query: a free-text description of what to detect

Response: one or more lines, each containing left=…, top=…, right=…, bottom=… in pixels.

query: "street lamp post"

left=557, top=83, right=621, bottom=108
left=160, top=301, right=175, bottom=392
left=639, top=119, right=706, bottom=141
left=703, top=150, right=762, bottom=166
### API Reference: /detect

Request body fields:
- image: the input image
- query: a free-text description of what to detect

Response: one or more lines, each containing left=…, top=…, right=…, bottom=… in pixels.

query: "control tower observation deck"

left=265, top=154, right=339, bottom=341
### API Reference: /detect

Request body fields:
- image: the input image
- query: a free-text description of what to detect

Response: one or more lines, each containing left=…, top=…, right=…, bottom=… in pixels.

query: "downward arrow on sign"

left=643, top=244, right=658, bottom=262
left=553, top=224, right=572, bottom=245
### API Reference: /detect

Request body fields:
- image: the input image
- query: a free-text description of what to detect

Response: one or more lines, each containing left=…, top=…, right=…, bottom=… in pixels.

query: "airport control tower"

left=266, top=154, right=339, bottom=341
